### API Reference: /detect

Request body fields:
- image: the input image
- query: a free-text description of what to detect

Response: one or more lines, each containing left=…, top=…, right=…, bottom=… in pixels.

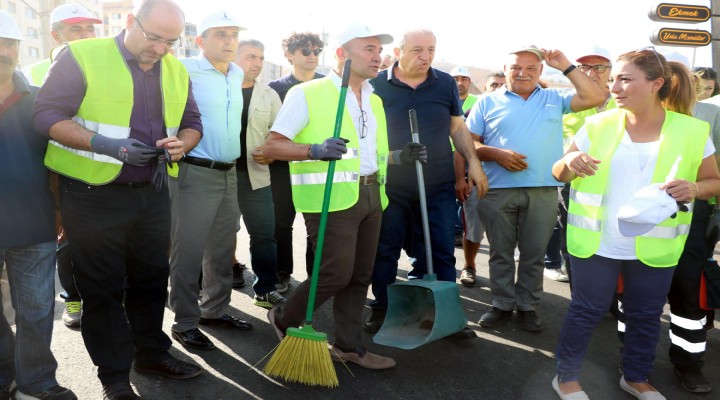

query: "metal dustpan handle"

left=409, top=109, right=434, bottom=278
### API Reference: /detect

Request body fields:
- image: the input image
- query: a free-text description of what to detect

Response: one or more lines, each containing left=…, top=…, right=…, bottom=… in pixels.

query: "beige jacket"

left=245, top=81, right=282, bottom=189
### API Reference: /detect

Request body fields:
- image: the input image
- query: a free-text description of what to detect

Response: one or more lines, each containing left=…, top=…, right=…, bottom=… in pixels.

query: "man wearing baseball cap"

left=168, top=10, right=253, bottom=352
left=465, top=44, right=604, bottom=333
left=0, top=9, right=78, bottom=400
left=23, top=3, right=101, bottom=85
left=264, top=22, right=407, bottom=370
left=450, top=66, right=477, bottom=113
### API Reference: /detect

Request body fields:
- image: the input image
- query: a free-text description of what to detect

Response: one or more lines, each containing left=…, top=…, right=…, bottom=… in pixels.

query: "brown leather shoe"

left=133, top=354, right=202, bottom=380
left=329, top=346, right=396, bottom=370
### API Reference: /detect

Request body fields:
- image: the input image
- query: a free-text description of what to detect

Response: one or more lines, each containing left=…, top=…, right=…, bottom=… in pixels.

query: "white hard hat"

left=450, top=66, right=471, bottom=78
left=51, top=4, right=102, bottom=25
left=575, top=46, right=612, bottom=64
left=333, top=22, right=393, bottom=49
left=198, top=11, right=245, bottom=36
left=0, top=10, right=22, bottom=41
left=617, top=183, right=680, bottom=237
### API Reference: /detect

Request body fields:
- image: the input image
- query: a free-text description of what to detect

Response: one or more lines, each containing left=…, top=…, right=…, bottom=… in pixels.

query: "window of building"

left=26, top=27, right=38, bottom=39
left=28, top=47, right=39, bottom=58
left=112, top=12, right=121, bottom=20
left=25, top=7, right=35, bottom=19
left=8, top=2, right=16, bottom=13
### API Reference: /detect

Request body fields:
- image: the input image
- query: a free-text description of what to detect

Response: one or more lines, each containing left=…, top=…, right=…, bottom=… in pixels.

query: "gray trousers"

left=477, top=187, right=558, bottom=311
left=274, top=182, right=382, bottom=351
left=168, top=163, right=239, bottom=332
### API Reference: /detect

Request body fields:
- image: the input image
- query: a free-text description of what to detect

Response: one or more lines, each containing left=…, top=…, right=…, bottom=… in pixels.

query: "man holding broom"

left=262, top=22, right=425, bottom=371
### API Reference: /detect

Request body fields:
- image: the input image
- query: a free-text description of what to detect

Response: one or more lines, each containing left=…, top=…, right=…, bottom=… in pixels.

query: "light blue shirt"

left=466, top=85, right=574, bottom=188
left=180, top=54, right=244, bottom=162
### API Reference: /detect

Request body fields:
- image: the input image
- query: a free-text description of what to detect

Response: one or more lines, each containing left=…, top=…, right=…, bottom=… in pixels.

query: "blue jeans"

left=0, top=241, right=59, bottom=393
left=236, top=168, right=278, bottom=295
left=370, top=181, right=456, bottom=309
left=556, top=255, right=675, bottom=383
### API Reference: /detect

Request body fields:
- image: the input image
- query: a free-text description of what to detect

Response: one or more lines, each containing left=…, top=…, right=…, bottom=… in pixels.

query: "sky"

left=173, top=0, right=716, bottom=72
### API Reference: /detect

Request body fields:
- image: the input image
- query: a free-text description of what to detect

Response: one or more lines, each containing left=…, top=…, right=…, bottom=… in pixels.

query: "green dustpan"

left=373, top=109, right=468, bottom=350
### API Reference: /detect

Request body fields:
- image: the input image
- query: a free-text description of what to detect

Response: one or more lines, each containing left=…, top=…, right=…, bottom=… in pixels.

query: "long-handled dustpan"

left=373, top=109, right=467, bottom=350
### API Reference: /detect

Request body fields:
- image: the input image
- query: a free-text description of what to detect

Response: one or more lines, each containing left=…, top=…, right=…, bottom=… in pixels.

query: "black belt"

left=360, top=173, right=378, bottom=185
left=111, top=181, right=151, bottom=189
left=183, top=156, right=235, bottom=171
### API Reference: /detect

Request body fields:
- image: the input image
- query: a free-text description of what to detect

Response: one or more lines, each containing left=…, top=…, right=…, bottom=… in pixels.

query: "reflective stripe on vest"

left=566, top=108, right=709, bottom=267
left=44, top=37, right=188, bottom=184
left=288, top=78, right=389, bottom=213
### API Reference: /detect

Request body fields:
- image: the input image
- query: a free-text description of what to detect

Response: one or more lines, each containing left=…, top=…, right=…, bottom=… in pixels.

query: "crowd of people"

left=2, top=0, right=720, bottom=399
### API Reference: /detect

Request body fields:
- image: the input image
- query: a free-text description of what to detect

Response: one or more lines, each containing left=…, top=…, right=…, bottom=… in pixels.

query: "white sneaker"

left=62, top=301, right=81, bottom=327
left=544, top=268, right=569, bottom=282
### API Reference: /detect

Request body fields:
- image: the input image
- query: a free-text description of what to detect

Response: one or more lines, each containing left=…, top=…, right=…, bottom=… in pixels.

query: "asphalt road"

left=41, top=215, right=720, bottom=399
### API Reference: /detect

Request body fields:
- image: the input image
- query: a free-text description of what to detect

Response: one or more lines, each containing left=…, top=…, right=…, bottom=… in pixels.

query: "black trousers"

left=59, top=177, right=172, bottom=385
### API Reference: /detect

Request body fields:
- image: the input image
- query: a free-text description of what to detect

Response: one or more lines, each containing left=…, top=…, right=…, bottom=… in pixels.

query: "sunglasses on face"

left=300, top=48, right=322, bottom=56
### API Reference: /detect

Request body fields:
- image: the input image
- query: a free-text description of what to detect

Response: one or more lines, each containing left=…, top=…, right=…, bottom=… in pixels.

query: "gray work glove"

left=310, top=137, right=349, bottom=161
left=399, top=142, right=428, bottom=164
left=90, top=135, right=161, bottom=166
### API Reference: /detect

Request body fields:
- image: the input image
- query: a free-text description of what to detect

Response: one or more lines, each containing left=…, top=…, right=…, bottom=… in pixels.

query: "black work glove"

left=152, top=147, right=171, bottom=191
left=399, top=142, right=428, bottom=164
left=309, top=137, right=349, bottom=161
left=90, top=135, right=161, bottom=166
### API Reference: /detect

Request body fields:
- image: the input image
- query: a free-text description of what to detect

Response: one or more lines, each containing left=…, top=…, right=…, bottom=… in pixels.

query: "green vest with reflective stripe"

left=44, top=37, right=188, bottom=184
left=461, top=94, right=478, bottom=114
left=567, top=109, right=709, bottom=267
left=25, top=58, right=50, bottom=86
left=289, top=78, right=389, bottom=213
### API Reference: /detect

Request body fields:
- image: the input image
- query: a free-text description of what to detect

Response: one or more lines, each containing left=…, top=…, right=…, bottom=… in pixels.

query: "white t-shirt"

left=270, top=72, right=379, bottom=175
left=574, top=127, right=715, bottom=259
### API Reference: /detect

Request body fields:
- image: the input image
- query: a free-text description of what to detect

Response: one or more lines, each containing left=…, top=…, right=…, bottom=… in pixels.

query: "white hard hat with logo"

left=51, top=4, right=102, bottom=25
left=0, top=10, right=22, bottom=41
left=450, top=66, right=471, bottom=78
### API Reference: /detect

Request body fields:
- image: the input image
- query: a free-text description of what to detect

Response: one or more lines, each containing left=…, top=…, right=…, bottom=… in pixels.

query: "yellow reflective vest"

left=44, top=37, right=188, bottom=184
left=289, top=78, right=389, bottom=213
left=23, top=58, right=50, bottom=86
left=567, top=109, right=709, bottom=267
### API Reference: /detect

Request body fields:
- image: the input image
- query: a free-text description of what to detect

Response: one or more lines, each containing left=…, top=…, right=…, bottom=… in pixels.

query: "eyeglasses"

left=577, top=64, right=611, bottom=73
left=300, top=48, right=322, bottom=57
left=135, top=17, right=182, bottom=48
left=359, top=109, right=368, bottom=139
left=636, top=46, right=664, bottom=75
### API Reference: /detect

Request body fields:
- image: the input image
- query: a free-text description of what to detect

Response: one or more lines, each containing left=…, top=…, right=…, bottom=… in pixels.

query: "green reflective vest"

left=461, top=94, right=478, bottom=114
left=567, top=109, right=709, bottom=267
left=289, top=78, right=389, bottom=213
left=44, top=37, right=188, bottom=184
left=24, top=58, right=50, bottom=86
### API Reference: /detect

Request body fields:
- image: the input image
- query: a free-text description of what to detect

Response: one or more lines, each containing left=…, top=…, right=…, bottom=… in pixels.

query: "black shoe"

left=0, top=382, right=13, bottom=400
left=13, top=385, right=76, bottom=400
left=199, top=313, right=252, bottom=330
left=133, top=355, right=202, bottom=380
left=102, top=381, right=141, bottom=400
left=232, top=263, right=245, bottom=288
left=172, top=328, right=215, bottom=350
left=517, top=310, right=543, bottom=332
left=363, top=308, right=386, bottom=334
left=674, top=366, right=712, bottom=393
left=479, top=307, right=512, bottom=328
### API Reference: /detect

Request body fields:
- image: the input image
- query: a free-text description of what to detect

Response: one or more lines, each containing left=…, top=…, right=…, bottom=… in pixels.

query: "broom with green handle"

left=263, top=59, right=352, bottom=387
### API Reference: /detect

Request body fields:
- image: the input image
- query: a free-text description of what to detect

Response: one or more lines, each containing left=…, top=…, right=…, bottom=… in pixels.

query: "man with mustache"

left=33, top=1, right=203, bottom=398
left=168, top=11, right=253, bottom=352
left=465, top=46, right=604, bottom=333
left=0, top=9, right=77, bottom=400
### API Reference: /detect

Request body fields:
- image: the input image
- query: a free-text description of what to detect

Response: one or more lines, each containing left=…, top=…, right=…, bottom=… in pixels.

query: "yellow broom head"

left=263, top=324, right=339, bottom=387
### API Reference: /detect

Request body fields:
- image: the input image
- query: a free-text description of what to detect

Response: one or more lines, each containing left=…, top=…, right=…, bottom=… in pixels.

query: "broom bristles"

left=263, top=326, right=339, bottom=387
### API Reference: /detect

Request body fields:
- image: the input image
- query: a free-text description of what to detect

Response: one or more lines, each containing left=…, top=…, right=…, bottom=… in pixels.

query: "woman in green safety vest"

left=549, top=49, right=720, bottom=400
